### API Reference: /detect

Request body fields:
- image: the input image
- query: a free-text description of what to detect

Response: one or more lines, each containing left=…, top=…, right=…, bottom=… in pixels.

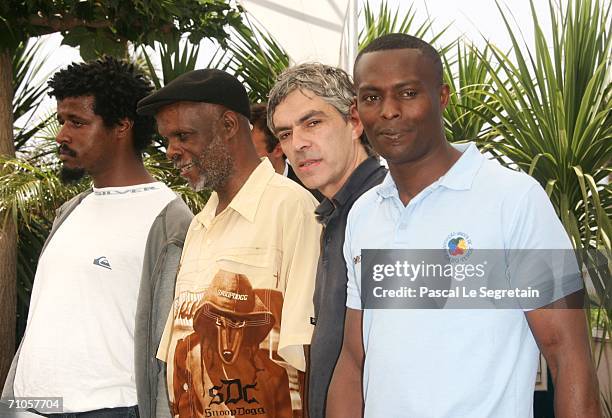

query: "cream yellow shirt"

left=157, top=159, right=321, bottom=417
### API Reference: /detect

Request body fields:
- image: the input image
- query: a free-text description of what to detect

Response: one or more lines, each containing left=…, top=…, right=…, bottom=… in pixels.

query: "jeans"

left=39, top=406, right=139, bottom=418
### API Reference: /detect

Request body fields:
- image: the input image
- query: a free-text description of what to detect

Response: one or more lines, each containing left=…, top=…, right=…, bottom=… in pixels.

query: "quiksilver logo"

left=93, top=256, right=112, bottom=270
left=94, top=186, right=158, bottom=196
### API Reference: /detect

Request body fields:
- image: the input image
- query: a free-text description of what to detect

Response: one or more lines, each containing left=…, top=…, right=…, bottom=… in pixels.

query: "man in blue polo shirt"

left=327, top=34, right=602, bottom=417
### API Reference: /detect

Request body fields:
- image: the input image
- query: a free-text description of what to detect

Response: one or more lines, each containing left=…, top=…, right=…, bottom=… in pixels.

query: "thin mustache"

left=58, top=144, right=76, bottom=157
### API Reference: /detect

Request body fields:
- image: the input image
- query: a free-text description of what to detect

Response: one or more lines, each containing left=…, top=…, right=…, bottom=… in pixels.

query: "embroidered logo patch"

left=444, top=232, right=473, bottom=262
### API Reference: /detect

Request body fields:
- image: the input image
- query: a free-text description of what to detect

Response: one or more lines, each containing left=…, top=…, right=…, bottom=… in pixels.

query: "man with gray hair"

left=268, top=63, right=386, bottom=418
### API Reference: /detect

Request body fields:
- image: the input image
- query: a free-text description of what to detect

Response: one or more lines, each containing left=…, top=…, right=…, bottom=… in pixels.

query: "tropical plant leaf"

left=12, top=37, right=56, bottom=152
left=442, top=43, right=503, bottom=143
left=466, top=0, right=611, bottom=363
left=140, top=33, right=201, bottom=89
left=223, top=17, right=291, bottom=102
left=359, top=0, right=453, bottom=53
left=0, top=156, right=89, bottom=229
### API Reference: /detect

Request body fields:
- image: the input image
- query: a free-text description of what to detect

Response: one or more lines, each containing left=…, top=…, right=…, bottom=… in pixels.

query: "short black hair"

left=250, top=103, right=281, bottom=155
left=48, top=56, right=155, bottom=154
left=355, top=33, right=443, bottom=84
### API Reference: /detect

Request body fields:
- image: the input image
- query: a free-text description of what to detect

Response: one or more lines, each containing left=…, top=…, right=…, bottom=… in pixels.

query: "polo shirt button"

left=183, top=383, right=189, bottom=391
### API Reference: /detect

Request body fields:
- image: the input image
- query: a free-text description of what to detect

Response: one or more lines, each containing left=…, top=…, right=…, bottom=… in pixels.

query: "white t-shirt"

left=15, top=182, right=176, bottom=412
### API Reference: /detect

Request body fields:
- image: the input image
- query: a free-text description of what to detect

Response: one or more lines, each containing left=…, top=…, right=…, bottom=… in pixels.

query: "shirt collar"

left=315, top=157, right=384, bottom=224
left=437, top=142, right=483, bottom=190
left=194, top=158, right=275, bottom=229
left=377, top=172, right=399, bottom=199
left=334, top=157, right=385, bottom=206
left=376, top=142, right=484, bottom=199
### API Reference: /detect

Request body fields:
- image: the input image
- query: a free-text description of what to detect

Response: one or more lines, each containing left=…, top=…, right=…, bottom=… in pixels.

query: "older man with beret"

left=137, top=69, right=321, bottom=418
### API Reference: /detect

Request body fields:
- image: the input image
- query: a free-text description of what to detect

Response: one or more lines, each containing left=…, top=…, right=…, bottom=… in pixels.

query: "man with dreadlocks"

left=2, top=56, right=193, bottom=417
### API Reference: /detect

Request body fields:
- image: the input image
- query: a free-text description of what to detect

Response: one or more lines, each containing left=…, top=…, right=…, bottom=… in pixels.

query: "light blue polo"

left=344, top=142, right=581, bottom=418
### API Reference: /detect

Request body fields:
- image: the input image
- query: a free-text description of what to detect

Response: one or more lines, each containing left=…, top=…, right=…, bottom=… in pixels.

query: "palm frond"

left=224, top=17, right=291, bottom=102
left=467, top=0, right=611, bottom=333
left=0, top=156, right=88, bottom=230
left=443, top=43, right=503, bottom=143
left=359, top=1, right=453, bottom=54
left=140, top=33, right=201, bottom=89
left=12, top=38, right=55, bottom=152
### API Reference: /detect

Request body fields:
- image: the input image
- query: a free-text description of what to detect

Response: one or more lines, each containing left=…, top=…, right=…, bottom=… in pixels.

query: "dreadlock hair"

left=48, top=56, right=155, bottom=155
left=355, top=33, right=443, bottom=85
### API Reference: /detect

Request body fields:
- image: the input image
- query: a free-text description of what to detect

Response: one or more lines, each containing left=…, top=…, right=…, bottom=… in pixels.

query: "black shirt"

left=308, top=157, right=387, bottom=418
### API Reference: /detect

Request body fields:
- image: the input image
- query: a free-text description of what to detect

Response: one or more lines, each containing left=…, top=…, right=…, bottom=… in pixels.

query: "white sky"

left=19, top=0, right=562, bottom=130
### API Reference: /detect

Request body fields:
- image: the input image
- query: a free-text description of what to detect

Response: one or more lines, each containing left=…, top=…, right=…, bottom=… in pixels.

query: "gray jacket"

left=2, top=189, right=193, bottom=418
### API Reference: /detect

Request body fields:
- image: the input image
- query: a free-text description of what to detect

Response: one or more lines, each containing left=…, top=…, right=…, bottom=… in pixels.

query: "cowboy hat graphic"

left=193, top=270, right=275, bottom=364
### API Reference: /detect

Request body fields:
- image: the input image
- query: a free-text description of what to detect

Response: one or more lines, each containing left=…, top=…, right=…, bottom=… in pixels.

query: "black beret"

left=136, top=69, right=250, bottom=118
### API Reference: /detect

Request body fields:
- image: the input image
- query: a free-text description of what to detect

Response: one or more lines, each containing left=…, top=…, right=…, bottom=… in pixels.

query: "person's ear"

left=349, top=104, right=364, bottom=142
left=440, top=84, right=450, bottom=110
left=221, top=111, right=240, bottom=138
left=115, top=117, right=133, bottom=139
left=271, top=143, right=284, bottom=158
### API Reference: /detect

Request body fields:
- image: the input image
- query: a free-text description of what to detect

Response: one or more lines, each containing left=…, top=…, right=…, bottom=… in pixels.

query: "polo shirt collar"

left=315, top=157, right=383, bottom=224
left=438, top=142, right=483, bottom=190
left=376, top=142, right=484, bottom=200
left=194, top=158, right=275, bottom=228
left=377, top=172, right=399, bottom=199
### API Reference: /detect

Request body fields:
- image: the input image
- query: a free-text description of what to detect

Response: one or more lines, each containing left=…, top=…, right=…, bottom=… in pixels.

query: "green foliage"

left=0, top=156, right=88, bottom=229
left=470, top=0, right=611, bottom=334
left=225, top=20, right=290, bottom=102
left=442, top=43, right=502, bottom=143
left=12, top=38, right=55, bottom=152
left=22, top=111, right=61, bottom=161
left=0, top=0, right=244, bottom=59
left=477, top=0, right=610, bottom=240
left=359, top=1, right=451, bottom=51
left=12, top=39, right=48, bottom=122
left=590, top=306, right=610, bottom=336
left=140, top=34, right=202, bottom=90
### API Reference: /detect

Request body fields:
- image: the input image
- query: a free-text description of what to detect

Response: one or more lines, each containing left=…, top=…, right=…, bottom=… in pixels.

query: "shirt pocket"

left=215, top=247, right=281, bottom=290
